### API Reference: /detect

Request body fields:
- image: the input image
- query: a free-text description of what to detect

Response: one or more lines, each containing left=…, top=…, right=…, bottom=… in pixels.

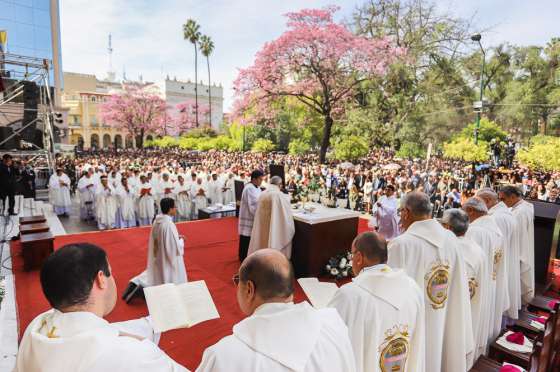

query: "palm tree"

left=199, top=35, right=215, bottom=128
left=182, top=19, right=201, bottom=127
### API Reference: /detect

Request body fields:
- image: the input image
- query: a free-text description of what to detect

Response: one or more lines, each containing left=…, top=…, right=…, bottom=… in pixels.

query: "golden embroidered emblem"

left=424, top=261, right=450, bottom=309
left=492, top=248, right=503, bottom=280
left=378, top=325, right=410, bottom=372
left=468, top=277, right=478, bottom=300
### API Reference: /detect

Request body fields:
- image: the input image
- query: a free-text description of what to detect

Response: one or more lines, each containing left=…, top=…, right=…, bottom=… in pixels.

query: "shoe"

left=9, top=212, right=17, bottom=216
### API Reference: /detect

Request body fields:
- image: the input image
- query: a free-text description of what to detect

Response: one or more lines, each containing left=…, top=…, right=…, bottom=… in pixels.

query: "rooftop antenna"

left=107, top=33, right=116, bottom=82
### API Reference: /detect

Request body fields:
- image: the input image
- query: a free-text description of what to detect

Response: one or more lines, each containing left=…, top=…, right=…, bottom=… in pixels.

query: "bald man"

left=196, top=249, right=356, bottom=372
left=477, top=188, right=520, bottom=319
left=248, top=176, right=295, bottom=259
left=329, top=232, right=425, bottom=372
left=387, top=191, right=473, bottom=372
left=463, top=197, right=508, bottom=344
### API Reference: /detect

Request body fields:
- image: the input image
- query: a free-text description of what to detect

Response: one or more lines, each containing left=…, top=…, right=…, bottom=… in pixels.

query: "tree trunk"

left=207, top=56, right=212, bottom=129
left=136, top=129, right=144, bottom=149
left=194, top=44, right=199, bottom=127
left=319, top=114, right=333, bottom=164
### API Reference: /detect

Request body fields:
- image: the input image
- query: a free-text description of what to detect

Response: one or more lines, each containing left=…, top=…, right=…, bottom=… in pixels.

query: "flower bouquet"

left=326, top=251, right=353, bottom=280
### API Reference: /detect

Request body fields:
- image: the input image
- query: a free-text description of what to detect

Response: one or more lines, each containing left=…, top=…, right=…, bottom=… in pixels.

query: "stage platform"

left=10, top=217, right=369, bottom=370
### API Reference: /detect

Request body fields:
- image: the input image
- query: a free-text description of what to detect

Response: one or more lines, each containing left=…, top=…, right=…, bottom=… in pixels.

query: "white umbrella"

left=382, top=163, right=401, bottom=171
left=339, top=162, right=355, bottom=170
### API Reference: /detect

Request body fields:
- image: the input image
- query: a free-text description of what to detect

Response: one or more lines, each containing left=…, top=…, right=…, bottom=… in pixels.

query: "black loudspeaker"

left=0, top=126, right=18, bottom=149
left=269, top=164, right=286, bottom=188
left=21, top=81, right=39, bottom=143
left=234, top=180, right=244, bottom=202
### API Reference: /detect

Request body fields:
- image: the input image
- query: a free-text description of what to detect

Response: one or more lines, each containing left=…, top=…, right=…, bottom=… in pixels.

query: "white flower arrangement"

left=326, top=251, right=353, bottom=280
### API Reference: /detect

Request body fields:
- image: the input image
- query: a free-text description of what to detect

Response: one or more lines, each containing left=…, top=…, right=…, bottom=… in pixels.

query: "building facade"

left=0, top=0, right=63, bottom=102
left=63, top=72, right=225, bottom=150
left=157, top=77, right=224, bottom=132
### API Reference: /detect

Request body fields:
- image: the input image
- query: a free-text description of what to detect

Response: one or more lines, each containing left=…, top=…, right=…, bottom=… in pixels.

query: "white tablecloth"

left=292, top=203, right=360, bottom=225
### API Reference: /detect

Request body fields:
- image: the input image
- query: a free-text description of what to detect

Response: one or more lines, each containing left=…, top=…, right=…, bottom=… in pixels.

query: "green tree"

left=183, top=19, right=201, bottom=127
left=458, top=118, right=507, bottom=143
left=288, top=139, right=311, bottom=155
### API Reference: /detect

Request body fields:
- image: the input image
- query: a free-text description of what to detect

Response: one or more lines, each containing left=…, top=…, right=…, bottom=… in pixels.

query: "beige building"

left=62, top=72, right=150, bottom=150
left=62, top=72, right=225, bottom=150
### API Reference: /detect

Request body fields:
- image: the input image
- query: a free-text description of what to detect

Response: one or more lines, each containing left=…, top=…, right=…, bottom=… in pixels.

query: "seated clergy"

left=196, top=249, right=356, bottom=372
left=329, top=232, right=425, bottom=372
left=441, top=209, right=489, bottom=367
left=146, top=198, right=187, bottom=286
left=248, top=176, right=295, bottom=259
left=15, top=243, right=188, bottom=372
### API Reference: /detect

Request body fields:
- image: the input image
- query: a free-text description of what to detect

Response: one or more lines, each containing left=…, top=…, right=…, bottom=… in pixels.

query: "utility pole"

left=471, top=34, right=485, bottom=145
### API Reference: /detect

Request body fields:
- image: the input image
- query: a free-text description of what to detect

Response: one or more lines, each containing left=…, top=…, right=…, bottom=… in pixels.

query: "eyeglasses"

left=232, top=274, right=240, bottom=286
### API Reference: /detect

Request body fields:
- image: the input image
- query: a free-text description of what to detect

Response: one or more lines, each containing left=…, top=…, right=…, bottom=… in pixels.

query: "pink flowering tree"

left=233, top=6, right=405, bottom=162
left=173, top=100, right=211, bottom=134
left=99, top=85, right=167, bottom=148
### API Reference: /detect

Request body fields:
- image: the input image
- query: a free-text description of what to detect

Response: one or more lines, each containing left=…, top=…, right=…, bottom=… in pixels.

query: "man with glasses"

left=329, top=232, right=425, bottom=372
left=197, top=249, right=356, bottom=372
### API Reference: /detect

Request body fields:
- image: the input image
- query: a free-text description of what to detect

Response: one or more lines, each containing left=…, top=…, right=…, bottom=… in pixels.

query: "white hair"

left=270, top=176, right=283, bottom=186
left=476, top=187, right=498, bottom=201
left=442, top=209, right=469, bottom=236
left=462, top=197, right=488, bottom=213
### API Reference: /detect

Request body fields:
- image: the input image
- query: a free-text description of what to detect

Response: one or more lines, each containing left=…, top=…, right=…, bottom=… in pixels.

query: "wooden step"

left=20, top=223, right=50, bottom=235
left=19, top=215, right=47, bottom=225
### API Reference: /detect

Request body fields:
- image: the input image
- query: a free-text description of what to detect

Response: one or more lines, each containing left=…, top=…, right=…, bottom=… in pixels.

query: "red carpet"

left=11, top=217, right=369, bottom=370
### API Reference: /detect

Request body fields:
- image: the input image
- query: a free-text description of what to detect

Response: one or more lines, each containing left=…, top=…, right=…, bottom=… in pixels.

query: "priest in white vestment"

left=387, top=191, right=474, bottom=372
left=159, top=173, right=176, bottom=201
left=115, top=177, right=137, bottom=228
left=369, top=185, right=400, bottom=240
left=477, top=188, right=521, bottom=319
left=95, top=176, right=117, bottom=230
left=191, top=177, right=208, bottom=219
left=48, top=168, right=72, bottom=216
left=248, top=176, right=295, bottom=259
left=77, top=169, right=96, bottom=220
left=238, top=170, right=263, bottom=262
left=15, top=243, right=188, bottom=372
left=329, top=232, right=425, bottom=372
left=138, top=176, right=156, bottom=226
left=175, top=175, right=192, bottom=221
left=145, top=197, right=187, bottom=286
left=441, top=209, right=490, bottom=366
left=463, top=197, right=508, bottom=343
left=196, top=249, right=356, bottom=372
left=499, top=185, right=535, bottom=304
left=207, top=174, right=222, bottom=205
left=222, top=173, right=236, bottom=204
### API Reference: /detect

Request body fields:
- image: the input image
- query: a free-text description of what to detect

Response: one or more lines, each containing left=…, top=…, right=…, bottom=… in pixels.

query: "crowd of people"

left=38, top=148, right=559, bottom=230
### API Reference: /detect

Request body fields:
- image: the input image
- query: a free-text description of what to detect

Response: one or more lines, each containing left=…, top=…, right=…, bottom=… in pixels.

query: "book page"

left=177, top=280, right=220, bottom=327
left=144, top=283, right=188, bottom=333
left=298, top=278, right=339, bottom=309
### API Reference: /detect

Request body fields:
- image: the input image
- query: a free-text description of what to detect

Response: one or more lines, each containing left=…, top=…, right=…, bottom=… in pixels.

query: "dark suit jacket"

left=0, top=163, right=17, bottom=193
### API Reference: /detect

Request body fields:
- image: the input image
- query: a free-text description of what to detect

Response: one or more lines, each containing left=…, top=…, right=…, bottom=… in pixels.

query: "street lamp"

left=471, top=33, right=485, bottom=145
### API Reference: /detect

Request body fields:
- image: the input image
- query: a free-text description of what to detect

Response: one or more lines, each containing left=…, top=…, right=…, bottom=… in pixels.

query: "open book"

left=143, top=281, right=220, bottom=333
left=297, top=278, right=339, bottom=309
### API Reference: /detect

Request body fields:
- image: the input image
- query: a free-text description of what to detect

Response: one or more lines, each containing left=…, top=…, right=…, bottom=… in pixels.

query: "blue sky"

left=60, top=0, right=560, bottom=110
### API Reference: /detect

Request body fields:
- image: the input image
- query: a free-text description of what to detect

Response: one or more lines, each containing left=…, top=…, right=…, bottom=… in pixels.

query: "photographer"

left=0, top=154, right=17, bottom=215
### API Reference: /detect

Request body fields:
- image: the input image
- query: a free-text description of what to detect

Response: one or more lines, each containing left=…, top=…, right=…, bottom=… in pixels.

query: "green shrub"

left=288, top=139, right=311, bottom=155
left=252, top=139, right=275, bottom=152
left=396, top=142, right=426, bottom=159
left=332, top=136, right=369, bottom=160
left=443, top=138, right=489, bottom=162
left=516, top=136, right=560, bottom=171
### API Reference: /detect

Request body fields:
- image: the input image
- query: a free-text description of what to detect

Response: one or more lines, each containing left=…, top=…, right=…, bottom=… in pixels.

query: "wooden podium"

left=291, top=204, right=359, bottom=277
left=21, top=231, right=54, bottom=271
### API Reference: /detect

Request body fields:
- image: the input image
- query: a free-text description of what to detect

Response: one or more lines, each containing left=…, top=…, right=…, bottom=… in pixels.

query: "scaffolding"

left=0, top=52, right=57, bottom=174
